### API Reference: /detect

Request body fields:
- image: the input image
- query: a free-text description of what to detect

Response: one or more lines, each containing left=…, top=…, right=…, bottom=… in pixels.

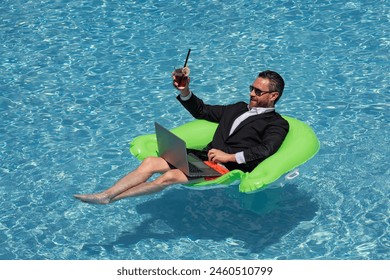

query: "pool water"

left=0, top=0, right=389, bottom=260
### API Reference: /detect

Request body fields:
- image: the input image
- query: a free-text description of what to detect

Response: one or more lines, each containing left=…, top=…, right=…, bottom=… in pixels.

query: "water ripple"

left=1, top=0, right=389, bottom=260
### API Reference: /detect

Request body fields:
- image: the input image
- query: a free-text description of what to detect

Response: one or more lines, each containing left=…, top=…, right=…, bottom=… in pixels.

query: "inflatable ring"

left=129, top=116, right=320, bottom=193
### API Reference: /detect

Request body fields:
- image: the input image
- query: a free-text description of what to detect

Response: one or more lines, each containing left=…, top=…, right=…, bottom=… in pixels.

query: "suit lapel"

left=223, top=104, right=249, bottom=139
left=228, top=111, right=275, bottom=138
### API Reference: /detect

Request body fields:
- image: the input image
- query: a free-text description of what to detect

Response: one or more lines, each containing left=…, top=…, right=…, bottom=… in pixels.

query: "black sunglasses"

left=249, top=85, right=274, bottom=96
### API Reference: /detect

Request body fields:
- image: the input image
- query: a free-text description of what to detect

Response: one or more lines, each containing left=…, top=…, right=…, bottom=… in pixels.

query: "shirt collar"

left=247, top=106, right=275, bottom=114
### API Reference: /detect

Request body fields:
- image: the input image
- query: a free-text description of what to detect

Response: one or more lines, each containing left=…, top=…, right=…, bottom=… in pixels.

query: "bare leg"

left=111, top=169, right=189, bottom=202
left=73, top=157, right=172, bottom=204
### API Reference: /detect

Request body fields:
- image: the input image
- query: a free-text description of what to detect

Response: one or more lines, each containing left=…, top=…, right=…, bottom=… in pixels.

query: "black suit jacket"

left=177, top=93, right=289, bottom=172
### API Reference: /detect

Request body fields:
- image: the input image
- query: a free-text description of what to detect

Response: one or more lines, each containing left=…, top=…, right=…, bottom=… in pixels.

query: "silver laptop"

left=154, top=122, right=223, bottom=177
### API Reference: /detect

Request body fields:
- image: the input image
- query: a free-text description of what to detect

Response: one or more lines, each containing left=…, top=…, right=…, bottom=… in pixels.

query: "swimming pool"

left=0, top=0, right=388, bottom=260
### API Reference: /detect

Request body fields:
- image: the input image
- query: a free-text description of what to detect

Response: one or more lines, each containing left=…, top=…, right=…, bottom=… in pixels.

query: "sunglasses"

left=249, top=85, right=274, bottom=96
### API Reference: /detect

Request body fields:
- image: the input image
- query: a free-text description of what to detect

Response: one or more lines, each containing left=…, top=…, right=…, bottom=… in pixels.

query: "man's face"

left=249, top=77, right=279, bottom=108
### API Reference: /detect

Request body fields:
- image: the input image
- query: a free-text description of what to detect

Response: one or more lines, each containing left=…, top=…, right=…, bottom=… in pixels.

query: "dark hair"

left=258, top=70, right=285, bottom=104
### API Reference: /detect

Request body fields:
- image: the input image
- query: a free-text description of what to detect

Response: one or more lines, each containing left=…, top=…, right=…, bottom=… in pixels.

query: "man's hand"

left=207, top=149, right=236, bottom=163
left=172, top=68, right=190, bottom=96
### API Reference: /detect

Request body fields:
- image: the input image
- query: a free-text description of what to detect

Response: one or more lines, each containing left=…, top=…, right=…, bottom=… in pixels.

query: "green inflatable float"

left=129, top=116, right=319, bottom=193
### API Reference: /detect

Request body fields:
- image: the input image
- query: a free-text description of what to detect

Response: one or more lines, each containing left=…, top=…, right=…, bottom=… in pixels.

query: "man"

left=74, top=69, right=289, bottom=204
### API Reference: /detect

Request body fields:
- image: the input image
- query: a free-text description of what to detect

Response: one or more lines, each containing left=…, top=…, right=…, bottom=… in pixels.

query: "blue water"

left=0, top=0, right=389, bottom=260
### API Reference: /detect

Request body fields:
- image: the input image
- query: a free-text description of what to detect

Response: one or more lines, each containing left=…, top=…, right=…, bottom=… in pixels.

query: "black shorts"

left=186, top=148, right=258, bottom=173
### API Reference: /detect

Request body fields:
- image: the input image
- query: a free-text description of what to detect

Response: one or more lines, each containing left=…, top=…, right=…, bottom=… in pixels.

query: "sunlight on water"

left=0, top=0, right=389, bottom=260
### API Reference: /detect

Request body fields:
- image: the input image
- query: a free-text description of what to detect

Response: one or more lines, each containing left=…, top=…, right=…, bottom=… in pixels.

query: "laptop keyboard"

left=188, top=162, right=203, bottom=173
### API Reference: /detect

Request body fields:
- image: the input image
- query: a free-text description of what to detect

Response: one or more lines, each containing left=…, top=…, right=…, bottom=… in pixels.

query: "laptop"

left=154, top=122, right=226, bottom=177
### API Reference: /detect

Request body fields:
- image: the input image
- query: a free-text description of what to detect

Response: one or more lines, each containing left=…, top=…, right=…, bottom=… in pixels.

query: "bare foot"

left=73, top=193, right=111, bottom=204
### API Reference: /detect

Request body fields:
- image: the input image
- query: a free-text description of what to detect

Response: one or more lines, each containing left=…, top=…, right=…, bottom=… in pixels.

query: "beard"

left=249, top=97, right=270, bottom=108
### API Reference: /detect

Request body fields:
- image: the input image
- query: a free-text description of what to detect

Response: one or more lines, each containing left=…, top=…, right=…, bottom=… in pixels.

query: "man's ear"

left=271, top=92, right=279, bottom=102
